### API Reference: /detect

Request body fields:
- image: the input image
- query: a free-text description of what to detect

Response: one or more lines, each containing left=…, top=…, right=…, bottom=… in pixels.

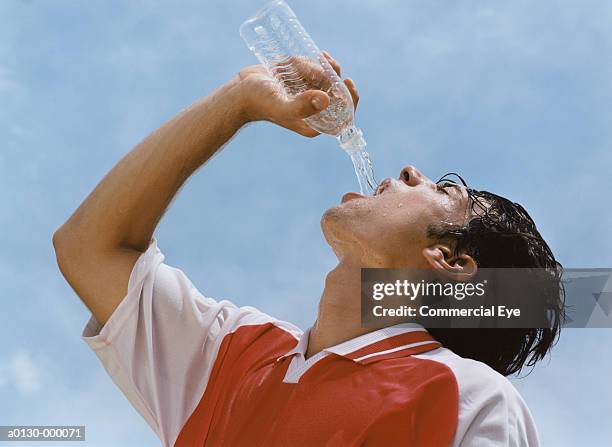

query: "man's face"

left=321, top=165, right=471, bottom=267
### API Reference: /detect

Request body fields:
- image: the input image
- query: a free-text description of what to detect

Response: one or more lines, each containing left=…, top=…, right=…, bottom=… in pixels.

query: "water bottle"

left=240, top=0, right=377, bottom=195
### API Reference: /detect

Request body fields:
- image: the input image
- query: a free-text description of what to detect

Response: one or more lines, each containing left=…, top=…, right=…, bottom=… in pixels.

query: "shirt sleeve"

left=81, top=238, right=289, bottom=447
left=457, top=371, right=540, bottom=447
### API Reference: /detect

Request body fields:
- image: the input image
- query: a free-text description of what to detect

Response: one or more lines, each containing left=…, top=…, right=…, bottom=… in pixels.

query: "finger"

left=282, top=56, right=331, bottom=90
left=344, top=78, right=359, bottom=109
left=322, top=50, right=341, bottom=77
left=285, top=89, right=330, bottom=119
left=295, top=124, right=320, bottom=138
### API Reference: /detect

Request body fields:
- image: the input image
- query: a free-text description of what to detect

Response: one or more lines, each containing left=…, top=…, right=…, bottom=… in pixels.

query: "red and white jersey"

left=83, top=239, right=540, bottom=446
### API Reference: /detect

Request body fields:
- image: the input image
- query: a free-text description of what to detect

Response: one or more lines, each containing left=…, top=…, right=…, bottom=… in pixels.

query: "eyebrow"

left=438, top=181, right=464, bottom=194
left=443, top=183, right=462, bottom=191
left=436, top=173, right=469, bottom=188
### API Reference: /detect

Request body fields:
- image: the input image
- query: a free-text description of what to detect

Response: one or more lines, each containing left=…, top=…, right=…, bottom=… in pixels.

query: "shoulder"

left=151, top=262, right=303, bottom=339
left=414, top=346, right=526, bottom=404
left=414, top=347, right=540, bottom=446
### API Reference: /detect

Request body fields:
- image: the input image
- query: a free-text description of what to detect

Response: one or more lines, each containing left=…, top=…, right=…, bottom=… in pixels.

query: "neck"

left=306, top=259, right=372, bottom=359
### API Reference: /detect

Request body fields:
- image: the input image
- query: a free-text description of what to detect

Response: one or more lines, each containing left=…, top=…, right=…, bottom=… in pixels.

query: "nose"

left=399, top=165, right=430, bottom=187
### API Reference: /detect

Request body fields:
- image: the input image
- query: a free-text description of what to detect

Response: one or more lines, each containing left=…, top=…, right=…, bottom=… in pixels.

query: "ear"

left=421, top=244, right=478, bottom=281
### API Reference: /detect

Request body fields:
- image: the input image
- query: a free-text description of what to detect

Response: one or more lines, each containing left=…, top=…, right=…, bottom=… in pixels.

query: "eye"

left=436, top=181, right=454, bottom=195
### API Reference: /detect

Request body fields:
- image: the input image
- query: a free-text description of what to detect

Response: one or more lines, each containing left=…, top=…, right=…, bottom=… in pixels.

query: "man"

left=53, top=53, right=562, bottom=446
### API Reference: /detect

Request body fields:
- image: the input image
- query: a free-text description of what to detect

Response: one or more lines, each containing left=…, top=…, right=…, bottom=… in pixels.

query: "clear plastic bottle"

left=240, top=0, right=377, bottom=195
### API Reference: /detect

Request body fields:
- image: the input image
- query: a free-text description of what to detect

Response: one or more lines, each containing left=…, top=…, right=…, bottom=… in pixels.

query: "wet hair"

left=425, top=173, right=565, bottom=376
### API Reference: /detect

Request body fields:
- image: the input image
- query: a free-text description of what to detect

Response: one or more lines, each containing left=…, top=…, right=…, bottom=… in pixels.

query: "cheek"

left=370, top=195, right=422, bottom=227
left=321, top=195, right=440, bottom=250
left=372, top=209, right=426, bottom=248
left=358, top=200, right=428, bottom=249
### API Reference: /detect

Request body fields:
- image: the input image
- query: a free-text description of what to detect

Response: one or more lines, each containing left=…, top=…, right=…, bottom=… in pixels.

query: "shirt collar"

left=278, top=322, right=441, bottom=365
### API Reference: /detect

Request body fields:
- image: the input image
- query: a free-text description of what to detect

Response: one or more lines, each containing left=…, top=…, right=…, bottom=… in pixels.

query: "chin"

left=321, top=205, right=342, bottom=237
left=321, top=202, right=355, bottom=230
left=323, top=194, right=375, bottom=226
left=320, top=204, right=368, bottom=258
left=319, top=205, right=347, bottom=248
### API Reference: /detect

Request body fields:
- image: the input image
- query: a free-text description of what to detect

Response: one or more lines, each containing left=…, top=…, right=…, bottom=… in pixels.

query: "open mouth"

left=374, top=178, right=391, bottom=196
left=341, top=178, right=392, bottom=203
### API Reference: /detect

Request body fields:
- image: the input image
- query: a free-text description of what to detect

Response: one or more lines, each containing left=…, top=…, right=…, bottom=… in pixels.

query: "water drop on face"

left=397, top=203, right=403, bottom=208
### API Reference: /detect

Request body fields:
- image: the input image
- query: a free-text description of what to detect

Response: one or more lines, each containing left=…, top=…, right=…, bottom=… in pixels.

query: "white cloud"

left=0, top=349, right=42, bottom=395
left=0, top=65, right=19, bottom=93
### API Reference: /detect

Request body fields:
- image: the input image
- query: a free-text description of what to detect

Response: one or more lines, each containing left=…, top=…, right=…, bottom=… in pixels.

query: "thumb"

left=286, top=90, right=330, bottom=119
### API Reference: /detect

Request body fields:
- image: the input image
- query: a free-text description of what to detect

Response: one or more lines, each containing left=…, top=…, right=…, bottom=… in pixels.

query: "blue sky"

left=1, top=0, right=611, bottom=445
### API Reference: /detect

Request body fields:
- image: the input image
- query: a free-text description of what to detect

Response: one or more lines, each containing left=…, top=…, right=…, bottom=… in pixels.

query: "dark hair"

left=425, top=174, right=565, bottom=376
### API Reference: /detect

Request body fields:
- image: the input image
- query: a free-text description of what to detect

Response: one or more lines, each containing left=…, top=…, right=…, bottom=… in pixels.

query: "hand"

left=236, top=51, right=360, bottom=137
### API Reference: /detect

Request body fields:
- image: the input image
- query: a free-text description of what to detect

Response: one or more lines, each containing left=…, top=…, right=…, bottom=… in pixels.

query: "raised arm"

left=53, top=56, right=356, bottom=326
